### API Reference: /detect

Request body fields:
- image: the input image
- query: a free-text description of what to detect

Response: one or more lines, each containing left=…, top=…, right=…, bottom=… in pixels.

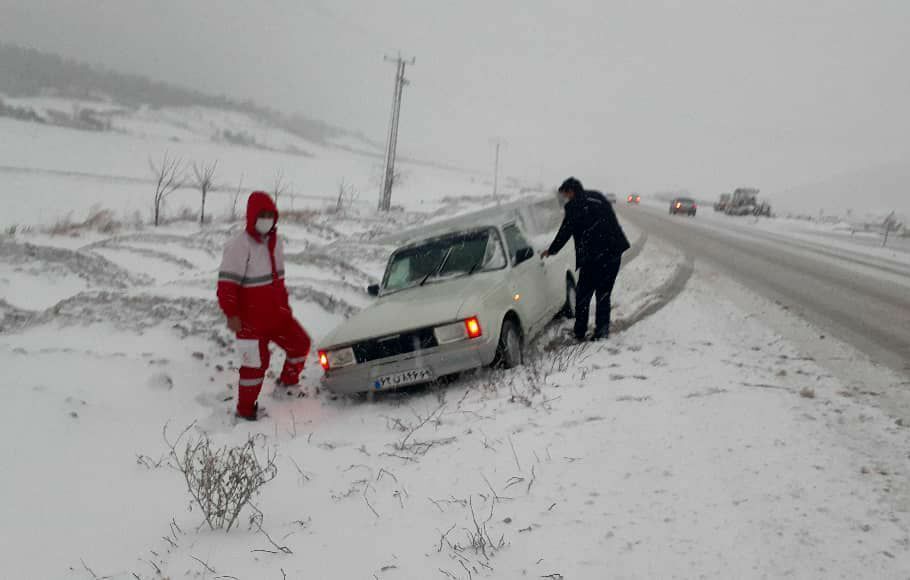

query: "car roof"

left=379, top=194, right=556, bottom=249
left=395, top=225, right=500, bottom=251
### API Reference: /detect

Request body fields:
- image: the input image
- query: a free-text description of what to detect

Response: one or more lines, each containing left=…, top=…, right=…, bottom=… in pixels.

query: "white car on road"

left=318, top=210, right=576, bottom=395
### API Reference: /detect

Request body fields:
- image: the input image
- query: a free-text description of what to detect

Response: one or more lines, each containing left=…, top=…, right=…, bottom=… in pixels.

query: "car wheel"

left=557, top=277, right=576, bottom=319
left=493, top=319, right=523, bottom=369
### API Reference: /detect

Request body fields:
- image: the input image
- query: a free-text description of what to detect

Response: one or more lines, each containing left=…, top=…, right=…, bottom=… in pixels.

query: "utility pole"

left=490, top=137, right=506, bottom=205
left=378, top=53, right=415, bottom=211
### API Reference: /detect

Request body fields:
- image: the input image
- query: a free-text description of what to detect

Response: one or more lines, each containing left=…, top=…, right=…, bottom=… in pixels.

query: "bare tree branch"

left=150, top=152, right=185, bottom=226
left=191, top=160, right=218, bottom=225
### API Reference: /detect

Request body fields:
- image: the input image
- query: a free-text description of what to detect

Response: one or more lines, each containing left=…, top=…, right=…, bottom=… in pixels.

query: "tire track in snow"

left=621, top=231, right=648, bottom=266
left=536, top=233, right=695, bottom=350
left=611, top=255, right=695, bottom=335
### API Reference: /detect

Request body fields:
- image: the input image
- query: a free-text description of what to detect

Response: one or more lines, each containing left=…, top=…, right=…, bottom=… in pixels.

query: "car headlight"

left=322, top=347, right=356, bottom=370
left=434, top=317, right=483, bottom=344
left=434, top=321, right=468, bottom=344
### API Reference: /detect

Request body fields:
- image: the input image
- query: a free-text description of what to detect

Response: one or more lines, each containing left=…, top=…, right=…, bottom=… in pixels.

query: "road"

left=618, top=204, right=910, bottom=377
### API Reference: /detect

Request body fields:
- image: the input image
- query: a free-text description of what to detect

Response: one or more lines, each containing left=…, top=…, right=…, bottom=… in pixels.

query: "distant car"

left=317, top=218, right=577, bottom=395
left=670, top=198, right=697, bottom=216
left=606, top=192, right=617, bottom=204
left=627, top=194, right=641, bottom=204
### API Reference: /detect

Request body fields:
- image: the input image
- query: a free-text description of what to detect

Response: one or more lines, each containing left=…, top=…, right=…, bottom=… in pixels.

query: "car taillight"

left=465, top=317, right=482, bottom=339
left=319, top=351, right=329, bottom=370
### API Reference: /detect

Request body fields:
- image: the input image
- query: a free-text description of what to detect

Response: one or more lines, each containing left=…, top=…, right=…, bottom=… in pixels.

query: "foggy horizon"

left=2, top=0, right=909, bottom=204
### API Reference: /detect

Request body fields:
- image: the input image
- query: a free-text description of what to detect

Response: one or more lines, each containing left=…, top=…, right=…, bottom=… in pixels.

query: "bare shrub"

left=549, top=341, right=594, bottom=374
left=437, top=494, right=507, bottom=577
left=281, top=209, right=319, bottom=224
left=799, top=386, right=816, bottom=399
left=48, top=207, right=122, bottom=236
left=165, top=423, right=278, bottom=531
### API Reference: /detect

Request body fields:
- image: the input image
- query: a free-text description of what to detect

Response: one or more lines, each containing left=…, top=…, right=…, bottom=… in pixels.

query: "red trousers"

left=236, top=316, right=311, bottom=416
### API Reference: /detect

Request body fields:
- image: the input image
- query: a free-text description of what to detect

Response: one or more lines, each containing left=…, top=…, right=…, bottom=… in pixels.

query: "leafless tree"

left=150, top=152, right=184, bottom=226
left=882, top=210, right=900, bottom=247
left=272, top=169, right=288, bottom=207
left=231, top=173, right=245, bottom=222
left=335, top=178, right=360, bottom=212
left=191, top=160, right=218, bottom=225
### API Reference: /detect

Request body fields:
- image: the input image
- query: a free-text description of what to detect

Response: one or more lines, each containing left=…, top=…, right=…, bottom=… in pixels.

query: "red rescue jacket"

left=217, top=191, right=291, bottom=335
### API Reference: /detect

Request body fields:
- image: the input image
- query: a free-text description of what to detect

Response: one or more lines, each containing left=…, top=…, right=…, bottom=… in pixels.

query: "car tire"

left=492, top=319, right=523, bottom=369
left=557, top=277, right=576, bottom=319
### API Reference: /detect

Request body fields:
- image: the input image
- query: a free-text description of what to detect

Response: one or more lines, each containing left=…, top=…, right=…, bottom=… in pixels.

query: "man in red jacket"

left=217, top=191, right=311, bottom=420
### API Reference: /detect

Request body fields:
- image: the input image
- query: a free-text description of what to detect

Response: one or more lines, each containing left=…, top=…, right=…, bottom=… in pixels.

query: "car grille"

left=352, top=328, right=438, bottom=363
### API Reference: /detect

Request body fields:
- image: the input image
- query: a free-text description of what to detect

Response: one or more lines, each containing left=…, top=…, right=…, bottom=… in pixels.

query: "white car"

left=318, top=211, right=576, bottom=395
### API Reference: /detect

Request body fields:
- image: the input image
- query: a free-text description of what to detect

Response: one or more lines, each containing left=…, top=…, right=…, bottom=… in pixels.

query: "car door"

left=502, top=223, right=550, bottom=335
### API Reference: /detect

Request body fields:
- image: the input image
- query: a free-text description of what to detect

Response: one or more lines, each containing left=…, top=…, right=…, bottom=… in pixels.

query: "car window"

left=480, top=231, right=507, bottom=270
left=382, top=228, right=505, bottom=293
left=503, top=224, right=532, bottom=264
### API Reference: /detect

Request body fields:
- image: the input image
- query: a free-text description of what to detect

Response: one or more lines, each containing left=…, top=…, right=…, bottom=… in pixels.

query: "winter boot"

left=236, top=402, right=259, bottom=421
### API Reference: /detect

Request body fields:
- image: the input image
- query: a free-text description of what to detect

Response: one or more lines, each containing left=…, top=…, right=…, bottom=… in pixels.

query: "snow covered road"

left=619, top=205, right=910, bottom=382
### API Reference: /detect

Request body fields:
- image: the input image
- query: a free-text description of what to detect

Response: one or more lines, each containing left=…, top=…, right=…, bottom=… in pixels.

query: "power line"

left=378, top=53, right=415, bottom=211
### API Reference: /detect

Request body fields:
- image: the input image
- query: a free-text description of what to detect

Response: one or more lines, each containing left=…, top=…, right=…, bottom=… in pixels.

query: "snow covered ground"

left=4, top=112, right=910, bottom=578
left=3, top=196, right=910, bottom=578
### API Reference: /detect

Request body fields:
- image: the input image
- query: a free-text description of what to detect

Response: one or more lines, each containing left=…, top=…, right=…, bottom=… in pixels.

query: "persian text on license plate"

left=374, top=368, right=434, bottom=390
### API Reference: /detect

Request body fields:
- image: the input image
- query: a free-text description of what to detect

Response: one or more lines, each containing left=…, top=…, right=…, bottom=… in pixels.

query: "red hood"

left=245, top=191, right=279, bottom=241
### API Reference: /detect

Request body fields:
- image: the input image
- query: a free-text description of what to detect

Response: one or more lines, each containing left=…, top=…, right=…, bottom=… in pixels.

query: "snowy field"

left=3, top=112, right=910, bottom=578
left=0, top=104, right=499, bottom=231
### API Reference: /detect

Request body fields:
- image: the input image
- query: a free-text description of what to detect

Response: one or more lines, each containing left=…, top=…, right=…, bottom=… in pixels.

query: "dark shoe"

left=235, top=402, right=259, bottom=421
left=590, top=333, right=609, bottom=342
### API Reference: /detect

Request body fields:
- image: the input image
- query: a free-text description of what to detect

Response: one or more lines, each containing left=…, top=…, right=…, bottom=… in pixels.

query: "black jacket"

left=547, top=190, right=630, bottom=268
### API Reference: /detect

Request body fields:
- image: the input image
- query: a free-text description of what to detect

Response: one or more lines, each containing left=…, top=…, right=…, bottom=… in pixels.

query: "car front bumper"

left=321, top=334, right=497, bottom=394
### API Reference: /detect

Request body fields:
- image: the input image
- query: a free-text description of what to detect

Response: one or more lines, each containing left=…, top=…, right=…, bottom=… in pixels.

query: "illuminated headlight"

left=434, top=321, right=469, bottom=344
left=326, top=347, right=356, bottom=369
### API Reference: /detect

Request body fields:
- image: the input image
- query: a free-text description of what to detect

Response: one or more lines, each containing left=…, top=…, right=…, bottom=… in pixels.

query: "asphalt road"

left=618, top=204, right=910, bottom=377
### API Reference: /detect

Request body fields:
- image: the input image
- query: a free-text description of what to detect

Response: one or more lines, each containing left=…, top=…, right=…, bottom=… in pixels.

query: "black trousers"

left=574, top=257, right=622, bottom=339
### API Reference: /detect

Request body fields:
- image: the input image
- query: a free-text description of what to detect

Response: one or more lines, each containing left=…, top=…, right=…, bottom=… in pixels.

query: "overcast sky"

left=2, top=0, right=909, bottom=198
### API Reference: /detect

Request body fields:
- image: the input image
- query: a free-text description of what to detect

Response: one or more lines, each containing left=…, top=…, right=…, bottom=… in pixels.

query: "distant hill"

left=768, top=161, right=910, bottom=220
left=0, top=42, right=379, bottom=149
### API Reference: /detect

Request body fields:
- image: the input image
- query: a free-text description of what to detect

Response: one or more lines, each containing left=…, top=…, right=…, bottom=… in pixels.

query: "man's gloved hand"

left=227, top=316, right=243, bottom=333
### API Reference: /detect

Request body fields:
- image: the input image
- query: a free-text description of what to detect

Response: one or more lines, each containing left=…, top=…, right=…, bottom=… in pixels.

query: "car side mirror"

left=367, top=284, right=380, bottom=297
left=515, top=247, right=534, bottom=265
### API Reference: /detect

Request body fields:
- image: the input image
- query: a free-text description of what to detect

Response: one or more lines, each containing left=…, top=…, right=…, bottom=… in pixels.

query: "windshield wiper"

left=466, top=259, right=484, bottom=276
left=419, top=247, right=454, bottom=286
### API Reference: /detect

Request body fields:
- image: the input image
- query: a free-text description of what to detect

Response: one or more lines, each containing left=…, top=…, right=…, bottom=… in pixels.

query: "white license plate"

left=373, top=368, right=434, bottom=390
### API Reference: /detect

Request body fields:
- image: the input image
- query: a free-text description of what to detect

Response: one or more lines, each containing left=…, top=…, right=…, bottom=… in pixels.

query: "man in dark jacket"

left=541, top=177, right=630, bottom=341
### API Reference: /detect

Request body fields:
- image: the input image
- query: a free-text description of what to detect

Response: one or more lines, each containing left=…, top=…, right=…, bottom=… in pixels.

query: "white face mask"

left=255, top=217, right=275, bottom=235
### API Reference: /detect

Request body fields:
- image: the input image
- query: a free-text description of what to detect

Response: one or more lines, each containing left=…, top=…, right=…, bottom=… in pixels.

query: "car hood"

left=320, top=274, right=502, bottom=348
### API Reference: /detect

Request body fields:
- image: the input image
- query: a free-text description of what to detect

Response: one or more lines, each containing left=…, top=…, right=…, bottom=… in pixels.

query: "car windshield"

left=382, top=228, right=506, bottom=293
left=677, top=198, right=695, bottom=204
